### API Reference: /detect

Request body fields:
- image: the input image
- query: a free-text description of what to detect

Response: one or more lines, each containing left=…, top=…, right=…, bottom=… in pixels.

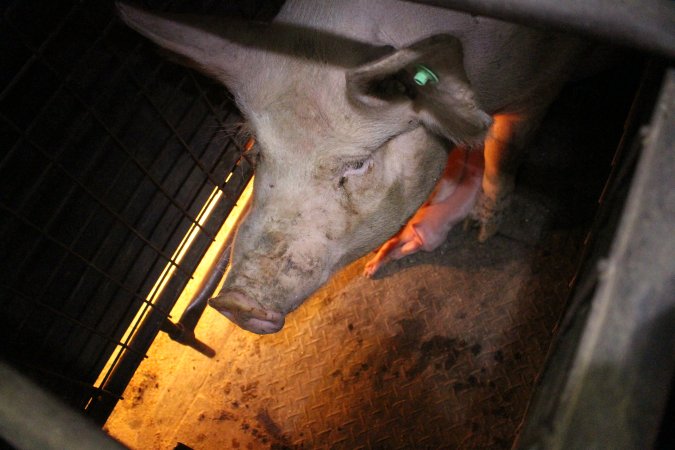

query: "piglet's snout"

left=209, top=290, right=285, bottom=334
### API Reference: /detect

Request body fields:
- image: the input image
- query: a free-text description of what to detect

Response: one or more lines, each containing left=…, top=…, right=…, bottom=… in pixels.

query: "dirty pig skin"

left=118, top=0, right=591, bottom=334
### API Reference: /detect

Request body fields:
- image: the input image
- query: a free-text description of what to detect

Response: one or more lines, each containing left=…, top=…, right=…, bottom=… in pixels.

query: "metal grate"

left=0, top=0, right=276, bottom=423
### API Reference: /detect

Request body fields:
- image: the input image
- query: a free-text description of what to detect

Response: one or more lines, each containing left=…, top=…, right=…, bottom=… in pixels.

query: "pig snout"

left=209, top=290, right=285, bottom=334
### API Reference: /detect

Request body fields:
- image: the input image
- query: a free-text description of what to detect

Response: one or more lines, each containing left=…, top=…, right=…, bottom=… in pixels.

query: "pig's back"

left=277, top=0, right=585, bottom=113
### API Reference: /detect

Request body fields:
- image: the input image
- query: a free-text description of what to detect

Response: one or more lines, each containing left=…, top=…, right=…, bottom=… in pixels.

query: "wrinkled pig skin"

left=117, top=0, right=589, bottom=333
left=364, top=147, right=484, bottom=278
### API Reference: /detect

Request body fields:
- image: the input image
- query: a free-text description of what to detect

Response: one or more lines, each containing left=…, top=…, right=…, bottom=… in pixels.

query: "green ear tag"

left=413, top=64, right=439, bottom=86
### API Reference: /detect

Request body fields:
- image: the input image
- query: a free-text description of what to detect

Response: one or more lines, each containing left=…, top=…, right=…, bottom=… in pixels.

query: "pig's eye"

left=342, top=157, right=373, bottom=177
left=338, top=157, right=373, bottom=188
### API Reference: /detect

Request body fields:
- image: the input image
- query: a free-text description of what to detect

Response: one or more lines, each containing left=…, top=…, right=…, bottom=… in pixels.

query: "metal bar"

left=106, top=52, right=229, bottom=191
left=516, top=67, right=675, bottom=450
left=0, top=282, right=142, bottom=357
left=0, top=200, right=170, bottom=317
left=88, top=152, right=254, bottom=423
left=150, top=135, right=253, bottom=352
left=0, top=113, right=194, bottom=280
left=100, top=135, right=238, bottom=354
left=160, top=320, right=216, bottom=357
left=87, top=148, right=230, bottom=382
left=3, top=19, right=214, bottom=240
left=80, top=78, right=245, bottom=390
left=406, top=0, right=675, bottom=58
left=178, top=244, right=231, bottom=332
left=2, top=61, right=181, bottom=370
left=85, top=267, right=192, bottom=425
left=175, top=160, right=253, bottom=332
left=160, top=145, right=253, bottom=357
left=90, top=129, right=246, bottom=393
left=0, top=1, right=87, bottom=102
left=0, top=361, right=126, bottom=450
left=160, top=238, right=234, bottom=358
left=78, top=135, right=223, bottom=370
left=0, top=4, right=136, bottom=174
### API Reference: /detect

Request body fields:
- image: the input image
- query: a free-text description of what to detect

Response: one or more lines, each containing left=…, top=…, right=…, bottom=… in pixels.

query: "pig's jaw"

left=211, top=247, right=335, bottom=334
left=211, top=221, right=341, bottom=333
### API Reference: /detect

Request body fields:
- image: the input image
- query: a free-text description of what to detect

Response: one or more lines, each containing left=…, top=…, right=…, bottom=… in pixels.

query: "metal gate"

left=0, top=0, right=277, bottom=425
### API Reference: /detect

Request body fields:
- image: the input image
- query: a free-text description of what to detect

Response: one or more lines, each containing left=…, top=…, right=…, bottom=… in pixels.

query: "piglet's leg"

left=364, top=147, right=484, bottom=277
left=473, top=112, right=545, bottom=241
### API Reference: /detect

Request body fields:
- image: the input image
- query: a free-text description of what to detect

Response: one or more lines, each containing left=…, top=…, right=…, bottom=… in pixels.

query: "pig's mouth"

left=209, top=290, right=286, bottom=334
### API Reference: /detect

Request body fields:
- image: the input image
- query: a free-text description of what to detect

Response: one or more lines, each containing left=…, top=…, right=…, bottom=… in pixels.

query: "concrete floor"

left=104, top=67, right=635, bottom=449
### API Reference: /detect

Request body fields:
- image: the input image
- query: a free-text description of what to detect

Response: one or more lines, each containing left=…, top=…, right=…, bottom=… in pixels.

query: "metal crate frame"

left=0, top=0, right=269, bottom=425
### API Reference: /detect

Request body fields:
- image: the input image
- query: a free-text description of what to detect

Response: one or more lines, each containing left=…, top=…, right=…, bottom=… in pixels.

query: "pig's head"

left=117, top=3, right=491, bottom=333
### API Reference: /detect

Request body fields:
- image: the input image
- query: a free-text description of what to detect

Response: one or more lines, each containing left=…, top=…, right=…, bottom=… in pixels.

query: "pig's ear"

left=347, top=35, right=492, bottom=146
left=116, top=2, right=260, bottom=89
